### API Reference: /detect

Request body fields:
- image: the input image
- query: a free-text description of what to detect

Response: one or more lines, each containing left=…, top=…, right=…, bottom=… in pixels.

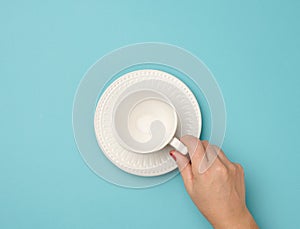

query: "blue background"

left=1, top=1, right=299, bottom=228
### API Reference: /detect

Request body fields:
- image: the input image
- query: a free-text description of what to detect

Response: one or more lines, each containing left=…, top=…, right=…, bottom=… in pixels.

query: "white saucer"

left=94, top=69, right=201, bottom=176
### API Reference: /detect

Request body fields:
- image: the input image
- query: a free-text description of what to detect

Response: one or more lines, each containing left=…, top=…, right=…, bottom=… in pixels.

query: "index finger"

left=180, top=135, right=206, bottom=174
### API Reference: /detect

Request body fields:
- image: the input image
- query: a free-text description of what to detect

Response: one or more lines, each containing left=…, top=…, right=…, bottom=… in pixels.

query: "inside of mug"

left=113, top=90, right=178, bottom=153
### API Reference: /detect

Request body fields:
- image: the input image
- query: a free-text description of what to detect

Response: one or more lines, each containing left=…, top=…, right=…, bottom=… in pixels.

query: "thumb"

left=170, top=150, right=193, bottom=189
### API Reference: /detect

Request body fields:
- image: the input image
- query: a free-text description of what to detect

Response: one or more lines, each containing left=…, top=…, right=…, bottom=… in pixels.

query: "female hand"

left=170, top=135, right=259, bottom=229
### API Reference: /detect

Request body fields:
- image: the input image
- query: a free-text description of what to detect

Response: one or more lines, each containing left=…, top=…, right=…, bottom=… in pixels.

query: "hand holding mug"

left=170, top=136, right=259, bottom=229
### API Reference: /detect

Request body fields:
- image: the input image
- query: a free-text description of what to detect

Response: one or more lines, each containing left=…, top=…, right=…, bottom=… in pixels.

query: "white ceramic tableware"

left=113, top=89, right=188, bottom=155
left=94, top=69, right=201, bottom=176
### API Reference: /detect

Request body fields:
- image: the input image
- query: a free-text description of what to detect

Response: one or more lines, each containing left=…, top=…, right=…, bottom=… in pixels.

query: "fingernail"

left=169, top=151, right=176, bottom=161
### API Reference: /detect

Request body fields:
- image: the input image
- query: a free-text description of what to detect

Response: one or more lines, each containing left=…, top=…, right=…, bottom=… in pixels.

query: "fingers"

left=170, top=135, right=233, bottom=178
left=179, top=135, right=206, bottom=174
left=179, top=135, right=201, bottom=159
left=199, top=143, right=235, bottom=173
left=198, top=143, right=220, bottom=173
left=212, top=145, right=232, bottom=166
left=202, top=140, right=209, bottom=149
left=179, top=135, right=225, bottom=175
left=170, top=150, right=193, bottom=190
left=170, top=150, right=190, bottom=171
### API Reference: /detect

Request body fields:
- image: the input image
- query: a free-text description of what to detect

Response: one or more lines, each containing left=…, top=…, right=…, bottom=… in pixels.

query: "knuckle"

left=236, top=163, right=243, bottom=170
left=213, top=145, right=222, bottom=154
left=235, top=163, right=245, bottom=174
left=212, top=144, right=220, bottom=150
left=202, top=140, right=209, bottom=146
left=215, top=164, right=228, bottom=175
left=229, top=164, right=237, bottom=172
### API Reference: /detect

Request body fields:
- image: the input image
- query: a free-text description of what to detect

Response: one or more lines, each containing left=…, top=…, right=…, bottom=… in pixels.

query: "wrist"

left=212, top=209, right=258, bottom=229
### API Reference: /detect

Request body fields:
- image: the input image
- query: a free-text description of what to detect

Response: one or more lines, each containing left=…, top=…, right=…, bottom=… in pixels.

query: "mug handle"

left=169, top=137, right=188, bottom=155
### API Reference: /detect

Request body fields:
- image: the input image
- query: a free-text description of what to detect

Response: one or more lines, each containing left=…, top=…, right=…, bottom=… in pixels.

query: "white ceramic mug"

left=112, top=89, right=188, bottom=155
